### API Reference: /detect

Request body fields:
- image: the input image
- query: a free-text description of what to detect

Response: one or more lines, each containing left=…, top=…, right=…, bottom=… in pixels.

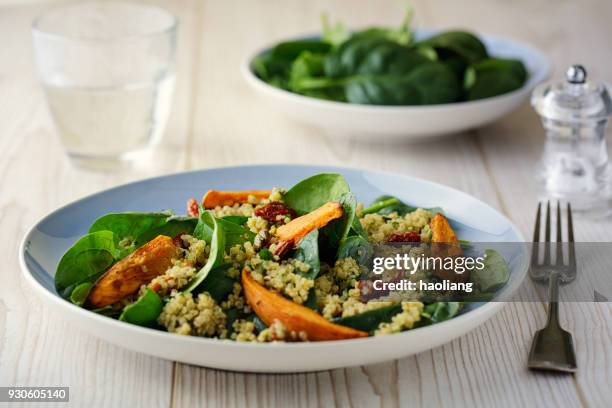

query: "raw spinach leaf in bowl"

left=251, top=10, right=528, bottom=105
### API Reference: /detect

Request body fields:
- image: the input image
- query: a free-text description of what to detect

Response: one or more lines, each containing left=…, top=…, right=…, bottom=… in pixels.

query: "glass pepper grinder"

left=531, top=64, right=612, bottom=214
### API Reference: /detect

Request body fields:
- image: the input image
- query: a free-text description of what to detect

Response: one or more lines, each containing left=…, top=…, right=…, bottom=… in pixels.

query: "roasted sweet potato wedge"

left=202, top=190, right=271, bottom=209
left=430, top=213, right=459, bottom=244
left=242, top=269, right=368, bottom=341
left=430, top=214, right=466, bottom=282
left=275, top=201, right=343, bottom=244
left=87, top=235, right=180, bottom=308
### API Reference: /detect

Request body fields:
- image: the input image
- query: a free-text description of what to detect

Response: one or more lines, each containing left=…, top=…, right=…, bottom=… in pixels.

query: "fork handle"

left=546, top=272, right=560, bottom=327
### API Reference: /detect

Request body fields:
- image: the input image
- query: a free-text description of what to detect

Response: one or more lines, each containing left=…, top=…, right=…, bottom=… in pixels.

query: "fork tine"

left=556, top=201, right=563, bottom=265
left=556, top=201, right=562, bottom=242
left=531, top=202, right=542, bottom=266
left=543, top=201, right=551, bottom=265
left=567, top=202, right=576, bottom=268
left=567, top=202, right=574, bottom=242
left=533, top=202, right=541, bottom=242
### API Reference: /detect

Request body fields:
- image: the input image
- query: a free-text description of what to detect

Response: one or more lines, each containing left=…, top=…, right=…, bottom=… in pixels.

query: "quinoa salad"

left=55, top=173, right=508, bottom=343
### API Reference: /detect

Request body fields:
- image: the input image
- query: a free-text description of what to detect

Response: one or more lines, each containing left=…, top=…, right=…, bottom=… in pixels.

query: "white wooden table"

left=1, top=1, right=610, bottom=407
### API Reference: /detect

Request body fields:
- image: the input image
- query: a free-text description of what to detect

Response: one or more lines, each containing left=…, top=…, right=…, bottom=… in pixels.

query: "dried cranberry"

left=254, top=202, right=296, bottom=223
left=387, top=232, right=421, bottom=243
left=187, top=198, right=199, bottom=217
left=172, top=232, right=189, bottom=249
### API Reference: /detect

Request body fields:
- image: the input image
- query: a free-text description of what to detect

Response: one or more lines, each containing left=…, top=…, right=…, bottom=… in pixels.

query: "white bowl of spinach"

left=243, top=15, right=550, bottom=141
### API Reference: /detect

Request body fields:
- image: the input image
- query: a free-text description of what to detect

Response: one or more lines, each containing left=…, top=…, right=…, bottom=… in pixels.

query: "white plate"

left=20, top=165, right=527, bottom=372
left=242, top=30, right=551, bottom=141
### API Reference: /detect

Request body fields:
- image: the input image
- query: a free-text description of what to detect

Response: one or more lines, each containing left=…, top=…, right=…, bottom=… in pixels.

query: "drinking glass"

left=32, top=2, right=177, bottom=170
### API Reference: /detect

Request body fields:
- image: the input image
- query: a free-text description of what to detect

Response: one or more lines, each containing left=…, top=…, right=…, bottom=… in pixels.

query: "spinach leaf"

left=322, top=6, right=412, bottom=47
left=134, top=216, right=197, bottom=248
left=217, top=218, right=255, bottom=248
left=303, top=287, right=318, bottom=310
left=350, top=216, right=369, bottom=239
left=293, top=229, right=320, bottom=279
left=311, top=37, right=455, bottom=105
left=284, top=173, right=351, bottom=215
left=321, top=192, right=357, bottom=254
left=337, top=235, right=373, bottom=265
left=361, top=197, right=401, bottom=215
left=321, top=14, right=350, bottom=47
left=272, top=40, right=331, bottom=61
left=464, top=58, right=528, bottom=100
left=89, top=212, right=171, bottom=243
left=289, top=51, right=345, bottom=101
left=419, top=302, right=462, bottom=325
left=343, top=62, right=459, bottom=105
left=184, top=213, right=226, bottom=293
left=119, top=288, right=163, bottom=327
left=221, top=215, right=249, bottom=225
left=441, top=55, right=468, bottom=83
left=253, top=316, right=268, bottom=332
left=70, top=282, right=94, bottom=306
left=351, top=26, right=411, bottom=47
left=334, top=304, right=402, bottom=332
left=416, top=31, right=488, bottom=65
left=195, top=210, right=254, bottom=249
left=195, top=263, right=236, bottom=302
left=290, top=51, right=326, bottom=86
left=251, top=50, right=292, bottom=89
left=224, top=308, right=242, bottom=333
left=325, top=37, right=429, bottom=78
left=352, top=6, right=413, bottom=45
left=369, top=195, right=443, bottom=216
left=89, top=212, right=197, bottom=257
left=55, top=231, right=117, bottom=300
left=471, top=249, right=509, bottom=292
left=370, top=195, right=417, bottom=216
left=292, top=229, right=321, bottom=307
left=251, top=40, right=331, bottom=90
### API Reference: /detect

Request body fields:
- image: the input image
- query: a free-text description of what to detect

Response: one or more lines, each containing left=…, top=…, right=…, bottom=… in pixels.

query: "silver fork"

left=528, top=201, right=577, bottom=373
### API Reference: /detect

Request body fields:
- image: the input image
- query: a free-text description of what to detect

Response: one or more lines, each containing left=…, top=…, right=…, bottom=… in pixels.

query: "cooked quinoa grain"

left=246, top=216, right=269, bottom=234
left=221, top=282, right=251, bottom=313
left=375, top=302, right=424, bottom=335
left=330, top=258, right=362, bottom=290
left=144, top=262, right=196, bottom=297
left=158, top=291, right=227, bottom=337
left=360, top=209, right=433, bottom=242
left=248, top=259, right=314, bottom=304
left=256, top=320, right=308, bottom=342
left=231, top=319, right=257, bottom=342
left=181, top=235, right=209, bottom=265
left=266, top=188, right=284, bottom=203
left=211, top=203, right=255, bottom=218
left=318, top=282, right=392, bottom=320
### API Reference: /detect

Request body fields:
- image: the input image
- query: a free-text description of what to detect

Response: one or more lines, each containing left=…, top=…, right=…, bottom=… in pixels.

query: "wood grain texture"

left=0, top=0, right=610, bottom=407
left=0, top=1, right=200, bottom=407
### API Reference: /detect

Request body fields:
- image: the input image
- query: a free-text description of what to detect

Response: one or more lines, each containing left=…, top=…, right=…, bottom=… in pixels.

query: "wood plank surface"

left=0, top=1, right=200, bottom=407
left=0, top=0, right=610, bottom=407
